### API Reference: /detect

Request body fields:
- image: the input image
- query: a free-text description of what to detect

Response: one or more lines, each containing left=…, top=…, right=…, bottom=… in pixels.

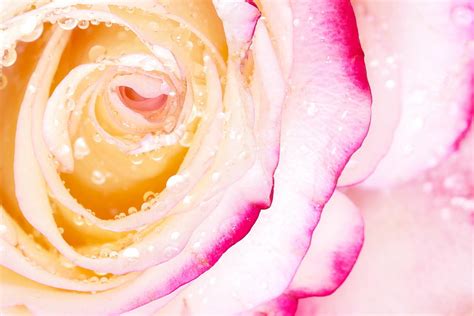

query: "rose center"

left=117, top=86, right=168, bottom=112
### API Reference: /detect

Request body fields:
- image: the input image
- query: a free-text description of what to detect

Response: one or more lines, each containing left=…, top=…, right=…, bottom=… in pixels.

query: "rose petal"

left=340, top=0, right=474, bottom=187
left=298, top=128, right=473, bottom=315
left=287, top=191, right=364, bottom=298
left=151, top=1, right=371, bottom=314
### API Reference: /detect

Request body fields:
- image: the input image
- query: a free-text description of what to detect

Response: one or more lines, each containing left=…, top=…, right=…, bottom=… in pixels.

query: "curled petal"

left=340, top=0, right=474, bottom=186
left=287, top=191, right=364, bottom=298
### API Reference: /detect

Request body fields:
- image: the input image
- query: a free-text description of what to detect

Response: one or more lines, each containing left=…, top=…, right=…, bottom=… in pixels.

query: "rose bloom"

left=0, top=0, right=472, bottom=315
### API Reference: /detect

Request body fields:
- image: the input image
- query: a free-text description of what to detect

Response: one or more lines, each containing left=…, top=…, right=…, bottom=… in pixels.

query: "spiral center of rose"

left=117, top=86, right=168, bottom=112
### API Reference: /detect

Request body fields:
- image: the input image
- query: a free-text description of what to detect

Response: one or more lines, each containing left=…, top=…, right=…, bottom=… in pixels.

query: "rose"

left=0, top=0, right=372, bottom=315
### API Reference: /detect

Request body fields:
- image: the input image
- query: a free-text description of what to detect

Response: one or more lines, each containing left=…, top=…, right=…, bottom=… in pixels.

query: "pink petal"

left=297, top=128, right=474, bottom=315
left=287, top=191, right=364, bottom=298
left=243, top=294, right=299, bottom=316
left=152, top=1, right=371, bottom=314
left=340, top=0, right=474, bottom=187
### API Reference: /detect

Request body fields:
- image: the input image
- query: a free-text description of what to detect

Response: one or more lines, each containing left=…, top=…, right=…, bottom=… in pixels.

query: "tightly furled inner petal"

left=118, top=86, right=168, bottom=112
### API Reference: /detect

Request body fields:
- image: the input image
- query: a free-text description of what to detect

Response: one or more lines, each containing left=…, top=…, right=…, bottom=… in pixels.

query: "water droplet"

left=143, top=191, right=155, bottom=202
left=2, top=47, right=17, bottom=67
left=58, top=227, right=64, bottom=234
left=122, top=247, right=140, bottom=260
left=93, top=133, right=102, bottom=143
left=385, top=79, right=396, bottom=89
left=171, top=28, right=184, bottom=46
left=306, top=101, right=318, bottom=116
left=238, top=150, right=249, bottom=160
left=27, top=84, right=37, bottom=93
left=0, top=74, right=7, bottom=90
left=130, top=154, right=143, bottom=165
left=89, top=276, right=99, bottom=283
left=170, top=231, right=180, bottom=240
left=412, top=117, right=424, bottom=130
left=73, top=214, right=85, bottom=226
left=163, top=246, right=179, bottom=258
left=150, top=150, right=164, bottom=162
left=186, top=40, right=194, bottom=50
left=105, top=21, right=113, bottom=28
left=451, top=5, right=473, bottom=27
left=91, top=170, right=106, bottom=185
left=73, top=137, right=90, bottom=159
left=127, top=206, right=137, bottom=214
left=19, top=18, right=43, bottom=42
left=20, top=16, right=39, bottom=34
left=91, top=19, right=100, bottom=26
left=78, top=20, right=90, bottom=29
left=100, top=276, right=108, bottom=283
left=109, top=251, right=119, bottom=258
left=183, top=195, right=192, bottom=205
left=114, top=212, right=126, bottom=219
left=369, top=59, right=379, bottom=68
left=211, top=172, right=221, bottom=182
left=58, top=17, right=78, bottom=30
left=88, top=45, right=107, bottom=62
left=166, top=174, right=188, bottom=191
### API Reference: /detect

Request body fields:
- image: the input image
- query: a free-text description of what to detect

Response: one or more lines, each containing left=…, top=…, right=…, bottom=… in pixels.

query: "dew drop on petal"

left=150, top=150, right=164, bottom=162
left=88, top=45, right=107, bottom=62
left=163, top=246, right=179, bottom=258
left=78, top=20, right=90, bottom=29
left=73, top=137, right=90, bottom=159
left=20, top=16, right=39, bottom=34
left=122, top=247, right=140, bottom=260
left=2, top=47, right=17, bottom=67
left=385, top=79, right=396, bottom=89
left=166, top=174, right=188, bottom=191
left=306, top=101, right=318, bottom=116
left=91, top=170, right=106, bottom=185
left=27, top=84, right=37, bottom=93
left=211, top=172, right=221, bottom=182
left=93, top=133, right=102, bottom=143
left=19, top=18, right=43, bottom=42
left=130, top=154, right=144, bottom=165
left=58, top=17, right=78, bottom=30
left=143, top=191, right=155, bottom=202
left=89, top=276, right=99, bottom=283
left=170, top=231, right=180, bottom=240
left=127, top=206, right=137, bottom=215
left=183, top=195, right=192, bottom=205
left=73, top=214, right=85, bottom=226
